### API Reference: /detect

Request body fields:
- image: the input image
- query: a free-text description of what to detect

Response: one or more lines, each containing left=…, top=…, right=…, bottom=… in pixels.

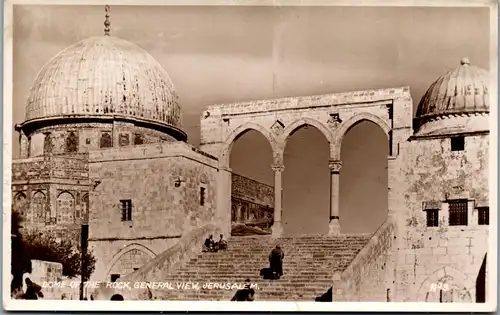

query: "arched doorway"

left=229, top=129, right=274, bottom=236
left=106, top=245, right=155, bottom=282
left=282, top=125, right=330, bottom=234
left=339, top=120, right=388, bottom=234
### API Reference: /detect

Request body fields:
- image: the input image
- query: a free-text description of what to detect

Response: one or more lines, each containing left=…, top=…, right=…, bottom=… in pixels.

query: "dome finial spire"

left=461, top=57, right=470, bottom=65
left=104, top=5, right=111, bottom=36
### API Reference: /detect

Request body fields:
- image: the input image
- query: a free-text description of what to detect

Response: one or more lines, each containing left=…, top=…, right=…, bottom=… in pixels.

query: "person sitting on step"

left=216, top=234, right=228, bottom=251
left=231, top=279, right=255, bottom=301
left=202, top=234, right=216, bottom=252
left=268, top=245, right=285, bottom=280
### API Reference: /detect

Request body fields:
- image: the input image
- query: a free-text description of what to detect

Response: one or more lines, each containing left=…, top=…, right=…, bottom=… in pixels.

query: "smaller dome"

left=416, top=58, right=489, bottom=121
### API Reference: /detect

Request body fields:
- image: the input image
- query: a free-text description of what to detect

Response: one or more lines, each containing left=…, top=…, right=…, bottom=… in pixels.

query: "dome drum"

left=17, top=118, right=182, bottom=158
left=15, top=114, right=187, bottom=142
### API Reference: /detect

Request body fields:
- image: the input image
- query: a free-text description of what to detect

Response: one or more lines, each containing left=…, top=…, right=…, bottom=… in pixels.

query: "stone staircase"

left=154, top=234, right=371, bottom=301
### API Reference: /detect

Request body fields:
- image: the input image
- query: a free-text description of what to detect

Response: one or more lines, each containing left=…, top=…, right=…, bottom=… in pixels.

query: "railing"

left=333, top=218, right=395, bottom=302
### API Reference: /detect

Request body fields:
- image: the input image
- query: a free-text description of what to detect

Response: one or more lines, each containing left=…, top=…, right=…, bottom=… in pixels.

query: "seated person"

left=217, top=234, right=228, bottom=251
left=202, top=234, right=216, bottom=252
left=231, top=280, right=255, bottom=302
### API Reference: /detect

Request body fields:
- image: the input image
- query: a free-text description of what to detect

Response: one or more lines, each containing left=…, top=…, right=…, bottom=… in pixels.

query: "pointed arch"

left=332, top=112, right=391, bottom=159
left=281, top=117, right=333, bottom=147
left=105, top=243, right=156, bottom=280
left=417, top=266, right=475, bottom=302
left=220, top=122, right=278, bottom=167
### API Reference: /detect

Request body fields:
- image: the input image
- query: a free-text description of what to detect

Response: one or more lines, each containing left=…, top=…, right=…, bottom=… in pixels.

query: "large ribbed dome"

left=25, top=36, right=182, bottom=129
left=416, top=58, right=489, bottom=121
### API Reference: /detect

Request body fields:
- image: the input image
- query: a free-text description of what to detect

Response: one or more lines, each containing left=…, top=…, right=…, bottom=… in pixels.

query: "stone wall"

left=335, top=219, right=395, bottom=301
left=231, top=173, right=273, bottom=207
left=391, top=134, right=489, bottom=302
left=231, top=173, right=274, bottom=234
left=87, top=142, right=220, bottom=282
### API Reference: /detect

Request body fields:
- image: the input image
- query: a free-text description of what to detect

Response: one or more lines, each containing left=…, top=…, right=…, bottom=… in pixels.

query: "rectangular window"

left=426, top=209, right=439, bottom=227
left=449, top=200, right=468, bottom=226
left=110, top=274, right=120, bottom=282
left=200, top=187, right=206, bottom=206
left=120, top=199, right=132, bottom=221
left=451, top=136, right=465, bottom=151
left=478, top=207, right=489, bottom=225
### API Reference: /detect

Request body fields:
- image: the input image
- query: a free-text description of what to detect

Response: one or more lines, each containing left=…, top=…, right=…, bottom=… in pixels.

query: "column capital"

left=271, top=164, right=285, bottom=173
left=328, top=160, right=342, bottom=173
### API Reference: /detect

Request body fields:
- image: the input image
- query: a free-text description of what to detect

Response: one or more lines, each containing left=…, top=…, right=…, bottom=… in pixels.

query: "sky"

left=12, top=4, right=490, bottom=234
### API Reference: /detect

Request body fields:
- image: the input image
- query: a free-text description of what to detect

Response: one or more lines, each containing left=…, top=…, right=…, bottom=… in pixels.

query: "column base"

left=328, top=219, right=341, bottom=236
left=271, top=221, right=283, bottom=236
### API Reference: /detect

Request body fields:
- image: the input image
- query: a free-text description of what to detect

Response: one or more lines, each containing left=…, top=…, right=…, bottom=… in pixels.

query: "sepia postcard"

left=3, top=0, right=498, bottom=312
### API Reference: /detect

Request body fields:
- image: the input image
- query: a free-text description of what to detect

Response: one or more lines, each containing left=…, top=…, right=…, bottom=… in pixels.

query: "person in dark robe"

left=269, top=245, right=284, bottom=280
left=203, top=234, right=216, bottom=252
left=23, top=278, right=43, bottom=300
left=217, top=234, right=228, bottom=251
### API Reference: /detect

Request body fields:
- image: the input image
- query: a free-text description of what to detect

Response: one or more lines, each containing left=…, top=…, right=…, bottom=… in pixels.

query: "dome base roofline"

left=16, top=115, right=187, bottom=142
left=409, top=130, right=489, bottom=141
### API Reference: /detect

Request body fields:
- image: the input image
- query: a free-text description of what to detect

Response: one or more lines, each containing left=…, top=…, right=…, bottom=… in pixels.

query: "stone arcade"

left=11, top=11, right=489, bottom=302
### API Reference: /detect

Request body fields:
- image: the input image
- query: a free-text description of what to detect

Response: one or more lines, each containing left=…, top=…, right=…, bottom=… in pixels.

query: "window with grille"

left=448, top=200, right=468, bottom=226
left=426, top=209, right=439, bottom=227
left=120, top=200, right=132, bottom=221
left=478, top=207, right=489, bottom=225
left=200, top=187, right=206, bottom=206
left=451, top=136, right=465, bottom=151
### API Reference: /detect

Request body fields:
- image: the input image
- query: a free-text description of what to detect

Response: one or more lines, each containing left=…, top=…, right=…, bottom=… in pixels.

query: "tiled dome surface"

left=416, top=58, right=489, bottom=120
left=25, top=36, right=182, bottom=129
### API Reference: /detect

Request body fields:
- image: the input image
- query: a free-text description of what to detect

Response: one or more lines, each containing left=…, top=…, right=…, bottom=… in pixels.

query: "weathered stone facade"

left=87, top=142, right=220, bottom=282
left=389, top=134, right=489, bottom=302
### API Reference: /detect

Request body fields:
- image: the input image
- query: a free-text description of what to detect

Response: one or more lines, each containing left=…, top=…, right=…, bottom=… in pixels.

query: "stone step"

left=146, top=234, right=371, bottom=301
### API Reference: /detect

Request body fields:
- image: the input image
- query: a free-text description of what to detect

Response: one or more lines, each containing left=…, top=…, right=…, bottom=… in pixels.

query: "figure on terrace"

left=203, top=234, right=216, bottom=252
left=217, top=234, right=228, bottom=251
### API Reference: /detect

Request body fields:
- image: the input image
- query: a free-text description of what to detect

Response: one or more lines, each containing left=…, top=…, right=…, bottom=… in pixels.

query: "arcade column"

left=271, top=164, right=285, bottom=236
left=328, top=159, right=342, bottom=236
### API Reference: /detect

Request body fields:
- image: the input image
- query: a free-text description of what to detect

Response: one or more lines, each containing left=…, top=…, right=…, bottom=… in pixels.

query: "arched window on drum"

left=65, top=131, right=79, bottom=153
left=100, top=132, right=112, bottom=148
left=57, top=191, right=75, bottom=224
left=32, top=191, right=47, bottom=224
